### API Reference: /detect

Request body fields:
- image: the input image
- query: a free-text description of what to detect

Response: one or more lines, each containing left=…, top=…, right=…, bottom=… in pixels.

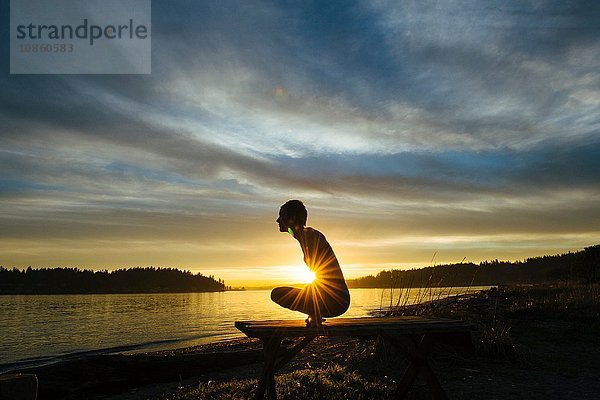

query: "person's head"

left=276, top=199, right=307, bottom=233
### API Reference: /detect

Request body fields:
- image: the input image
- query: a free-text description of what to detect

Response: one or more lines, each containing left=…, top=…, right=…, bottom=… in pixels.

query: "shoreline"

left=4, top=289, right=489, bottom=399
left=11, top=337, right=265, bottom=400
left=0, top=288, right=492, bottom=373
left=2, top=287, right=487, bottom=373
left=8, top=284, right=598, bottom=399
left=0, top=334, right=243, bottom=374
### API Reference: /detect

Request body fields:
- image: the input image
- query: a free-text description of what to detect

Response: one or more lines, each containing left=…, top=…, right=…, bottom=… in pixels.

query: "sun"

left=294, top=268, right=316, bottom=284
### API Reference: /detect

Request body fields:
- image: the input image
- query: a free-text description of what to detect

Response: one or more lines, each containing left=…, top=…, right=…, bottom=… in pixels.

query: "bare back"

left=299, top=227, right=347, bottom=287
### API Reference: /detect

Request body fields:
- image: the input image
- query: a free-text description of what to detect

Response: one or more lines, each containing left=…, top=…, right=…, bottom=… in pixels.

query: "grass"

left=381, top=281, right=600, bottom=366
left=377, top=255, right=483, bottom=317
left=159, top=365, right=395, bottom=400
left=153, top=282, right=600, bottom=400
left=506, top=282, right=600, bottom=323
left=476, top=320, right=516, bottom=364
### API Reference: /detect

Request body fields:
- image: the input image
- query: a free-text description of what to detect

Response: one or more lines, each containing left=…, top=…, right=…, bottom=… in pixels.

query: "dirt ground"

left=102, top=317, right=600, bottom=400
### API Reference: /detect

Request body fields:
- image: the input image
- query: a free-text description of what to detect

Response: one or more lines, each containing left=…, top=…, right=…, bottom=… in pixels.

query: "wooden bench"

left=235, top=316, right=476, bottom=400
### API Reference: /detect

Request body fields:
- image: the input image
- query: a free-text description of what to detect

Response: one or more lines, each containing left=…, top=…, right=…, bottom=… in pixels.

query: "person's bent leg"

left=320, top=301, right=349, bottom=318
left=271, top=284, right=350, bottom=319
left=314, top=281, right=351, bottom=318
left=271, top=286, right=319, bottom=317
left=271, top=286, right=303, bottom=311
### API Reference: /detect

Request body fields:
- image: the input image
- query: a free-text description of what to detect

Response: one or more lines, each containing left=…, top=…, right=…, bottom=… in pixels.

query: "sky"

left=1, top=1, right=599, bottom=286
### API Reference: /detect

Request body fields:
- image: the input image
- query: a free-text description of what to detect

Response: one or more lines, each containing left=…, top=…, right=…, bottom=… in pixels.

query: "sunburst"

left=293, top=268, right=316, bottom=284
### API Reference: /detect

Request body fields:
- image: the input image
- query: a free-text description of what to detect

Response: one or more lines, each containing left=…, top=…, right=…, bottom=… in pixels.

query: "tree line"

left=347, top=244, right=600, bottom=288
left=0, top=266, right=228, bottom=294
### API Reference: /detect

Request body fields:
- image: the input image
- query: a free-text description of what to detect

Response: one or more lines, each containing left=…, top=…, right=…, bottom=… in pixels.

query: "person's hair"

left=281, top=199, right=307, bottom=227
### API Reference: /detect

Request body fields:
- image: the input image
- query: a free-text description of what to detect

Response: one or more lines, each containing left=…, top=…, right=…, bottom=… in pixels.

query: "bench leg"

left=383, top=333, right=448, bottom=400
left=254, top=337, right=282, bottom=400
left=420, top=355, right=447, bottom=400
left=274, top=335, right=316, bottom=373
left=395, top=358, right=419, bottom=399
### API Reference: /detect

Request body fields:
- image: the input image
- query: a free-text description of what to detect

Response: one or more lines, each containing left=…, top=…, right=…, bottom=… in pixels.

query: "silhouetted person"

left=271, top=200, right=350, bottom=326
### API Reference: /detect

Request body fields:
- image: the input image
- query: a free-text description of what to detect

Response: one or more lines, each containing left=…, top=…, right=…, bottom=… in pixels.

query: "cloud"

left=0, top=1, right=599, bottom=282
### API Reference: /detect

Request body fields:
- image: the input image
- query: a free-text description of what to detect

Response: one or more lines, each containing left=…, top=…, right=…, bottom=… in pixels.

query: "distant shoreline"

left=0, top=285, right=484, bottom=295
left=0, top=266, right=228, bottom=294
left=0, top=289, right=228, bottom=295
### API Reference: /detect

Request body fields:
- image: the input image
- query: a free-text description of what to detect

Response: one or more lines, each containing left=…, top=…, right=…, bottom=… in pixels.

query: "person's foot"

left=305, top=315, right=325, bottom=327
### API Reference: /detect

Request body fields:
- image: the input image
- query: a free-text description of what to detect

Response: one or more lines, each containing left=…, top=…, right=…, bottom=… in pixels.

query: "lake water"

left=0, top=286, right=489, bottom=371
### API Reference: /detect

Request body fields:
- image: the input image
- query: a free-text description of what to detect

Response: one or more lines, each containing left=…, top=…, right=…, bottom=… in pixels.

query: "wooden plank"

left=239, top=316, right=448, bottom=326
left=235, top=317, right=476, bottom=339
left=236, top=316, right=465, bottom=329
left=235, top=319, right=472, bottom=332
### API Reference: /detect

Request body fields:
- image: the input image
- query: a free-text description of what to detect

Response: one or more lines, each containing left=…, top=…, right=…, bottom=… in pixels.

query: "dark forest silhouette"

left=0, top=266, right=227, bottom=294
left=347, top=245, right=600, bottom=288
left=1, top=245, right=598, bottom=294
